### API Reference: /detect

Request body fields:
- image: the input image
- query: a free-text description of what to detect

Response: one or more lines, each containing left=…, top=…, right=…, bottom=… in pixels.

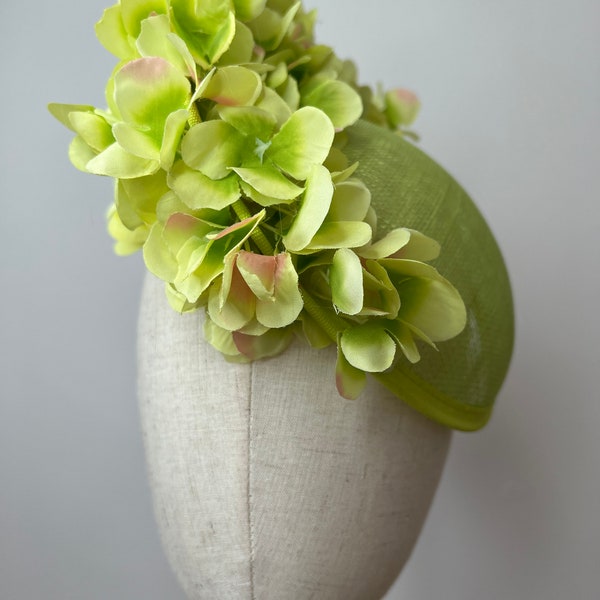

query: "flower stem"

left=300, top=287, right=347, bottom=343
left=188, top=101, right=202, bottom=127
left=232, top=199, right=274, bottom=255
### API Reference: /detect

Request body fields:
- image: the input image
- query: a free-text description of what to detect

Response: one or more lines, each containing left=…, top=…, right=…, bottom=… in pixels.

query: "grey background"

left=1, top=0, right=598, bottom=598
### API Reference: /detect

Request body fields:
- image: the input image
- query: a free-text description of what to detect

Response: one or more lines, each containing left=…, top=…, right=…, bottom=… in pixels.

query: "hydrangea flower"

left=49, top=0, right=467, bottom=402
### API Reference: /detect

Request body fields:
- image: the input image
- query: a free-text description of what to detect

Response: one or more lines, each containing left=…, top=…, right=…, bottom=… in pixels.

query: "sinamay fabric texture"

left=138, top=274, right=451, bottom=600
left=345, top=121, right=514, bottom=430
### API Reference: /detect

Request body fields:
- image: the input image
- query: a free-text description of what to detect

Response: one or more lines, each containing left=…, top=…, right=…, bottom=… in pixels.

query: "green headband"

left=49, top=0, right=514, bottom=431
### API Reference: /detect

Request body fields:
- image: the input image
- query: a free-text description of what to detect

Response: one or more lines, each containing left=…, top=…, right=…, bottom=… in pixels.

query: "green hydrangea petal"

left=160, top=108, right=190, bottom=170
left=204, top=316, right=248, bottom=359
left=48, top=103, right=95, bottom=131
left=327, top=179, right=371, bottom=222
left=107, top=205, right=149, bottom=256
left=361, top=260, right=400, bottom=318
left=232, top=327, right=294, bottom=360
left=335, top=341, right=367, bottom=400
left=330, top=248, right=363, bottom=315
left=142, top=221, right=179, bottom=281
left=218, top=106, right=276, bottom=139
left=233, top=0, right=267, bottom=22
left=170, top=0, right=236, bottom=68
left=136, top=15, right=195, bottom=80
left=385, top=321, right=421, bottom=364
left=201, top=65, right=263, bottom=107
left=247, top=2, right=299, bottom=51
left=393, top=229, right=441, bottom=261
left=112, top=122, right=159, bottom=160
left=68, top=112, right=114, bottom=153
left=304, top=221, right=372, bottom=251
left=68, top=136, right=98, bottom=172
left=208, top=270, right=256, bottom=331
left=302, top=79, right=363, bottom=130
left=359, top=228, right=412, bottom=260
left=384, top=88, right=420, bottom=128
left=256, top=87, right=293, bottom=127
left=165, top=283, right=204, bottom=313
left=232, top=166, right=303, bottom=200
left=116, top=170, right=168, bottom=229
left=283, top=164, right=333, bottom=251
left=120, top=0, right=168, bottom=37
left=181, top=120, right=245, bottom=179
left=113, top=57, right=191, bottom=140
left=86, top=143, right=159, bottom=178
left=219, top=20, right=255, bottom=65
left=298, top=312, right=333, bottom=349
left=178, top=212, right=265, bottom=300
left=256, top=253, right=303, bottom=328
left=267, top=107, right=334, bottom=180
left=236, top=250, right=277, bottom=300
left=340, top=324, right=397, bottom=373
left=95, top=5, right=136, bottom=60
left=395, top=277, right=467, bottom=342
left=169, top=161, right=241, bottom=210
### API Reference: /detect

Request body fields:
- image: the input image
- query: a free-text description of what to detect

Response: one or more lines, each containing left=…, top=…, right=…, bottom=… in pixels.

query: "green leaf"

left=330, top=248, right=363, bottom=315
left=283, top=164, right=333, bottom=251
left=168, top=161, right=241, bottom=210
left=340, top=324, right=397, bottom=373
left=181, top=120, right=245, bottom=179
left=86, top=143, right=158, bottom=178
left=232, top=166, right=303, bottom=200
left=267, top=107, right=334, bottom=179
left=302, top=79, right=363, bottom=130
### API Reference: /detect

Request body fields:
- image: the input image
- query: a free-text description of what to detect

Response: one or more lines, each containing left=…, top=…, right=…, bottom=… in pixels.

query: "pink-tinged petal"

left=237, top=250, right=277, bottom=299
left=208, top=214, right=261, bottom=240
left=232, top=328, right=293, bottom=361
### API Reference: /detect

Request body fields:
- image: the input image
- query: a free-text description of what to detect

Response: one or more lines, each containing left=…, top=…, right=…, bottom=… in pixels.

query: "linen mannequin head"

left=50, top=1, right=513, bottom=597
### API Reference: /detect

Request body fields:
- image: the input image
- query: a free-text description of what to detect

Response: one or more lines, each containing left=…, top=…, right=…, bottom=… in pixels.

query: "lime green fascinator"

left=49, top=0, right=513, bottom=431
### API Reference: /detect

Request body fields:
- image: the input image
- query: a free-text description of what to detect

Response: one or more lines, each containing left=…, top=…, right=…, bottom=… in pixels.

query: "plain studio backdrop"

left=1, top=1, right=598, bottom=598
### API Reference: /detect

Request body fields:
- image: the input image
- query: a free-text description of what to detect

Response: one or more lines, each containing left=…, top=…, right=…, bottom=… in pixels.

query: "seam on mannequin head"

left=247, top=361, right=256, bottom=600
